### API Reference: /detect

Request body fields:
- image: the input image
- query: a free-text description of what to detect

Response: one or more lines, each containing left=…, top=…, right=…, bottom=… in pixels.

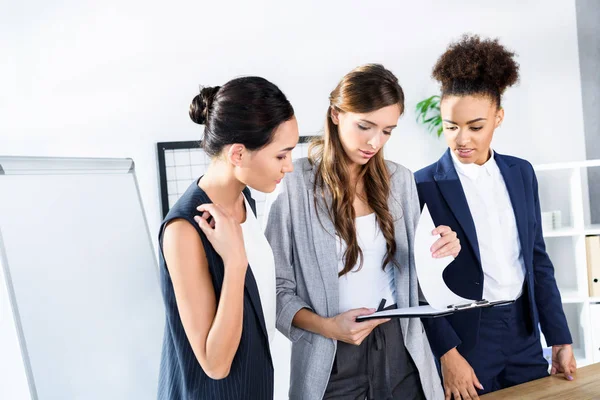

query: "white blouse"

left=240, top=196, right=276, bottom=344
left=451, top=149, right=526, bottom=301
left=336, top=213, right=396, bottom=313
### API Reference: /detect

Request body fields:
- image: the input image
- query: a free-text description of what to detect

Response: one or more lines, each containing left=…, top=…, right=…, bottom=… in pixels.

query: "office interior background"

left=1, top=0, right=599, bottom=399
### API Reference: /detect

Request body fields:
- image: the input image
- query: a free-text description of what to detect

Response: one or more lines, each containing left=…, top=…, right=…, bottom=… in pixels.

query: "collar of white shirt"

left=450, top=148, right=499, bottom=181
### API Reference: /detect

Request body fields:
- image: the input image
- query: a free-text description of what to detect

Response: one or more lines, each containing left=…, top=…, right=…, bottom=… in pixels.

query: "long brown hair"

left=309, top=64, right=405, bottom=277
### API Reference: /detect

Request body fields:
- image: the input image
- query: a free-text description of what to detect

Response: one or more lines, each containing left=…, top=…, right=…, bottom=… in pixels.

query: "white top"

left=451, top=149, right=526, bottom=301
left=336, top=213, right=396, bottom=313
left=240, top=196, right=276, bottom=344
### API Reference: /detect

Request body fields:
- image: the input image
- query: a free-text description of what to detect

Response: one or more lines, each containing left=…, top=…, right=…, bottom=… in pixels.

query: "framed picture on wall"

left=156, top=136, right=318, bottom=220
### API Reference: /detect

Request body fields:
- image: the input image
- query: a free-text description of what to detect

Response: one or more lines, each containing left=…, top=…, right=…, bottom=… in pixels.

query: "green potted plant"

left=415, top=95, right=443, bottom=137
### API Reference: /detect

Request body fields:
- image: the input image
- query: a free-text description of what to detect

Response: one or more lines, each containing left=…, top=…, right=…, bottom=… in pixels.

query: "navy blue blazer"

left=415, top=149, right=572, bottom=358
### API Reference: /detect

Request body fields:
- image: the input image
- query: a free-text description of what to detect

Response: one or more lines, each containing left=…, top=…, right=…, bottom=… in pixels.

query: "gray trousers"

left=324, top=306, right=426, bottom=400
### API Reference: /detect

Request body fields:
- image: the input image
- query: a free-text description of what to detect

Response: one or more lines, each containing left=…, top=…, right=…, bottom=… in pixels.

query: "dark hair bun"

left=189, top=86, right=221, bottom=125
left=432, top=34, right=519, bottom=94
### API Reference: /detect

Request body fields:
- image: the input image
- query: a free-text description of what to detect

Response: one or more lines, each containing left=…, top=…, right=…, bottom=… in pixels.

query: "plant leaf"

left=415, top=94, right=443, bottom=138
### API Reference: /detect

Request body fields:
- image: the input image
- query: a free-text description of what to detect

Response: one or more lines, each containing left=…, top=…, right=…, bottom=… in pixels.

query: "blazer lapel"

left=495, top=153, right=529, bottom=266
left=434, top=149, right=481, bottom=264
left=306, top=168, right=340, bottom=318
left=388, top=190, right=410, bottom=335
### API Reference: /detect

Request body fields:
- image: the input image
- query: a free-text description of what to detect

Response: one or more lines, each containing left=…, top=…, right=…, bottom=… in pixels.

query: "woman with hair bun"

left=415, top=35, right=576, bottom=399
left=157, top=76, right=299, bottom=399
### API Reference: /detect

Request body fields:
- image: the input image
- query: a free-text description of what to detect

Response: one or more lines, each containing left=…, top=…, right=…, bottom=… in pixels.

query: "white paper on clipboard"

left=414, top=205, right=474, bottom=310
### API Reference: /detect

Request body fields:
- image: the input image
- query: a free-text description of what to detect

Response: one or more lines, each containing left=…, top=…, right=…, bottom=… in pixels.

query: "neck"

left=347, top=161, right=361, bottom=184
left=347, top=162, right=367, bottom=199
left=475, top=148, right=493, bottom=166
left=198, top=160, right=245, bottom=209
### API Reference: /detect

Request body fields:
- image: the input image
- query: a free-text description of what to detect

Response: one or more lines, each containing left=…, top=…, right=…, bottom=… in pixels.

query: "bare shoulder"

left=162, top=218, right=207, bottom=272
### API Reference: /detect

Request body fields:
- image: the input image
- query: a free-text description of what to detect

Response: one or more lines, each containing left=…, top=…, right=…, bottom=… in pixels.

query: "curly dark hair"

left=432, top=34, right=520, bottom=107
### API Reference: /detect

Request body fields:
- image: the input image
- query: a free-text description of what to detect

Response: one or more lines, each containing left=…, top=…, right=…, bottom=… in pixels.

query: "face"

left=231, top=117, right=299, bottom=193
left=441, top=95, right=504, bottom=165
left=331, top=104, right=401, bottom=167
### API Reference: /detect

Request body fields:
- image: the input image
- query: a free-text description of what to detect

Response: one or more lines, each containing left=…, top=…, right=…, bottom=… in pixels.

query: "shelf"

left=584, top=225, right=600, bottom=236
left=577, top=358, right=592, bottom=367
left=574, top=348, right=585, bottom=359
left=543, top=227, right=580, bottom=238
left=535, top=160, right=600, bottom=171
left=561, top=294, right=587, bottom=303
left=542, top=349, right=589, bottom=367
left=575, top=358, right=594, bottom=368
left=574, top=349, right=591, bottom=367
left=558, top=286, right=584, bottom=301
left=562, top=296, right=600, bottom=304
left=536, top=221, right=600, bottom=237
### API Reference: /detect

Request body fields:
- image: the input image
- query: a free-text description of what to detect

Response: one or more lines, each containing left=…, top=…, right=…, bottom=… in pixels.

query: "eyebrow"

left=359, top=119, right=397, bottom=129
left=443, top=117, right=487, bottom=125
left=279, top=146, right=296, bottom=152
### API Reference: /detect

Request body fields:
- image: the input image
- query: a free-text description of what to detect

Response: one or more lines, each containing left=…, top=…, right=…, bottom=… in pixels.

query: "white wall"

left=0, top=0, right=586, bottom=398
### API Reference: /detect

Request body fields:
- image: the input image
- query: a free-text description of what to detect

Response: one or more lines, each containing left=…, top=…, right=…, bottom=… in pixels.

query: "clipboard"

left=354, top=205, right=515, bottom=322
left=356, top=299, right=515, bottom=321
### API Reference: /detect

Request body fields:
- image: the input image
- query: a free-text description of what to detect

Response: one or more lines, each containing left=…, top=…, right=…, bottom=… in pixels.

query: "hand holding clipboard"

left=357, top=206, right=513, bottom=322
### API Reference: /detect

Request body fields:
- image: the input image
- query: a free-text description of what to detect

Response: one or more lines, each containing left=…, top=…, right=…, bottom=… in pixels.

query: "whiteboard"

left=0, top=157, right=164, bottom=400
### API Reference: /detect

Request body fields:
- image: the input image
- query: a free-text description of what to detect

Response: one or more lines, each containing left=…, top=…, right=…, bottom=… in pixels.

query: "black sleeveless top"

left=157, top=180, right=273, bottom=400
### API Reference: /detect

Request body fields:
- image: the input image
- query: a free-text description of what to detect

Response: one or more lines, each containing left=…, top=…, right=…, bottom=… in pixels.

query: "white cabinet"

left=535, top=160, right=600, bottom=366
left=590, top=303, right=600, bottom=363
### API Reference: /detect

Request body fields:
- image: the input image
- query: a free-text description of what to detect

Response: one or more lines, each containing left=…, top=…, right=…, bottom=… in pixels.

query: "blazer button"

left=474, top=281, right=480, bottom=285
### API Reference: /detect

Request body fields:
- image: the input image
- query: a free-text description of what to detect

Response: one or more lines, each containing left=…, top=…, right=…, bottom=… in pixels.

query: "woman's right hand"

left=194, top=203, right=248, bottom=269
left=327, top=308, right=391, bottom=345
left=440, top=348, right=483, bottom=400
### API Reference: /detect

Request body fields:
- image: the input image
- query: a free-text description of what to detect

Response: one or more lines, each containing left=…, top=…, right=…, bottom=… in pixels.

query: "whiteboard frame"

left=0, top=156, right=158, bottom=400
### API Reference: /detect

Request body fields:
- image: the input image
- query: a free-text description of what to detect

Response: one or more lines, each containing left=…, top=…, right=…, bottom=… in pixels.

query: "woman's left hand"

left=551, top=344, right=577, bottom=380
left=431, top=225, right=461, bottom=258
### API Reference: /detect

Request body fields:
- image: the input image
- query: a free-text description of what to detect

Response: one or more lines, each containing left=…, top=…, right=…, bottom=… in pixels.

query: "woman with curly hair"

left=415, top=35, right=577, bottom=399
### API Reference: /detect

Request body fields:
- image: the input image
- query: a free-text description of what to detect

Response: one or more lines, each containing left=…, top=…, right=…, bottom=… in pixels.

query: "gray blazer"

left=264, top=158, right=443, bottom=400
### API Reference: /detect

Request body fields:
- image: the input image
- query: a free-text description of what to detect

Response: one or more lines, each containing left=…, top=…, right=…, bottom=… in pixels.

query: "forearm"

left=534, top=273, right=572, bottom=345
left=203, top=263, right=247, bottom=378
left=292, top=308, right=333, bottom=339
left=440, top=347, right=460, bottom=363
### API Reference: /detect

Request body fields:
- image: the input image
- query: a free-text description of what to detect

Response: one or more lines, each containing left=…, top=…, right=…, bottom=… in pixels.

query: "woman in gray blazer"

left=264, top=64, right=458, bottom=400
